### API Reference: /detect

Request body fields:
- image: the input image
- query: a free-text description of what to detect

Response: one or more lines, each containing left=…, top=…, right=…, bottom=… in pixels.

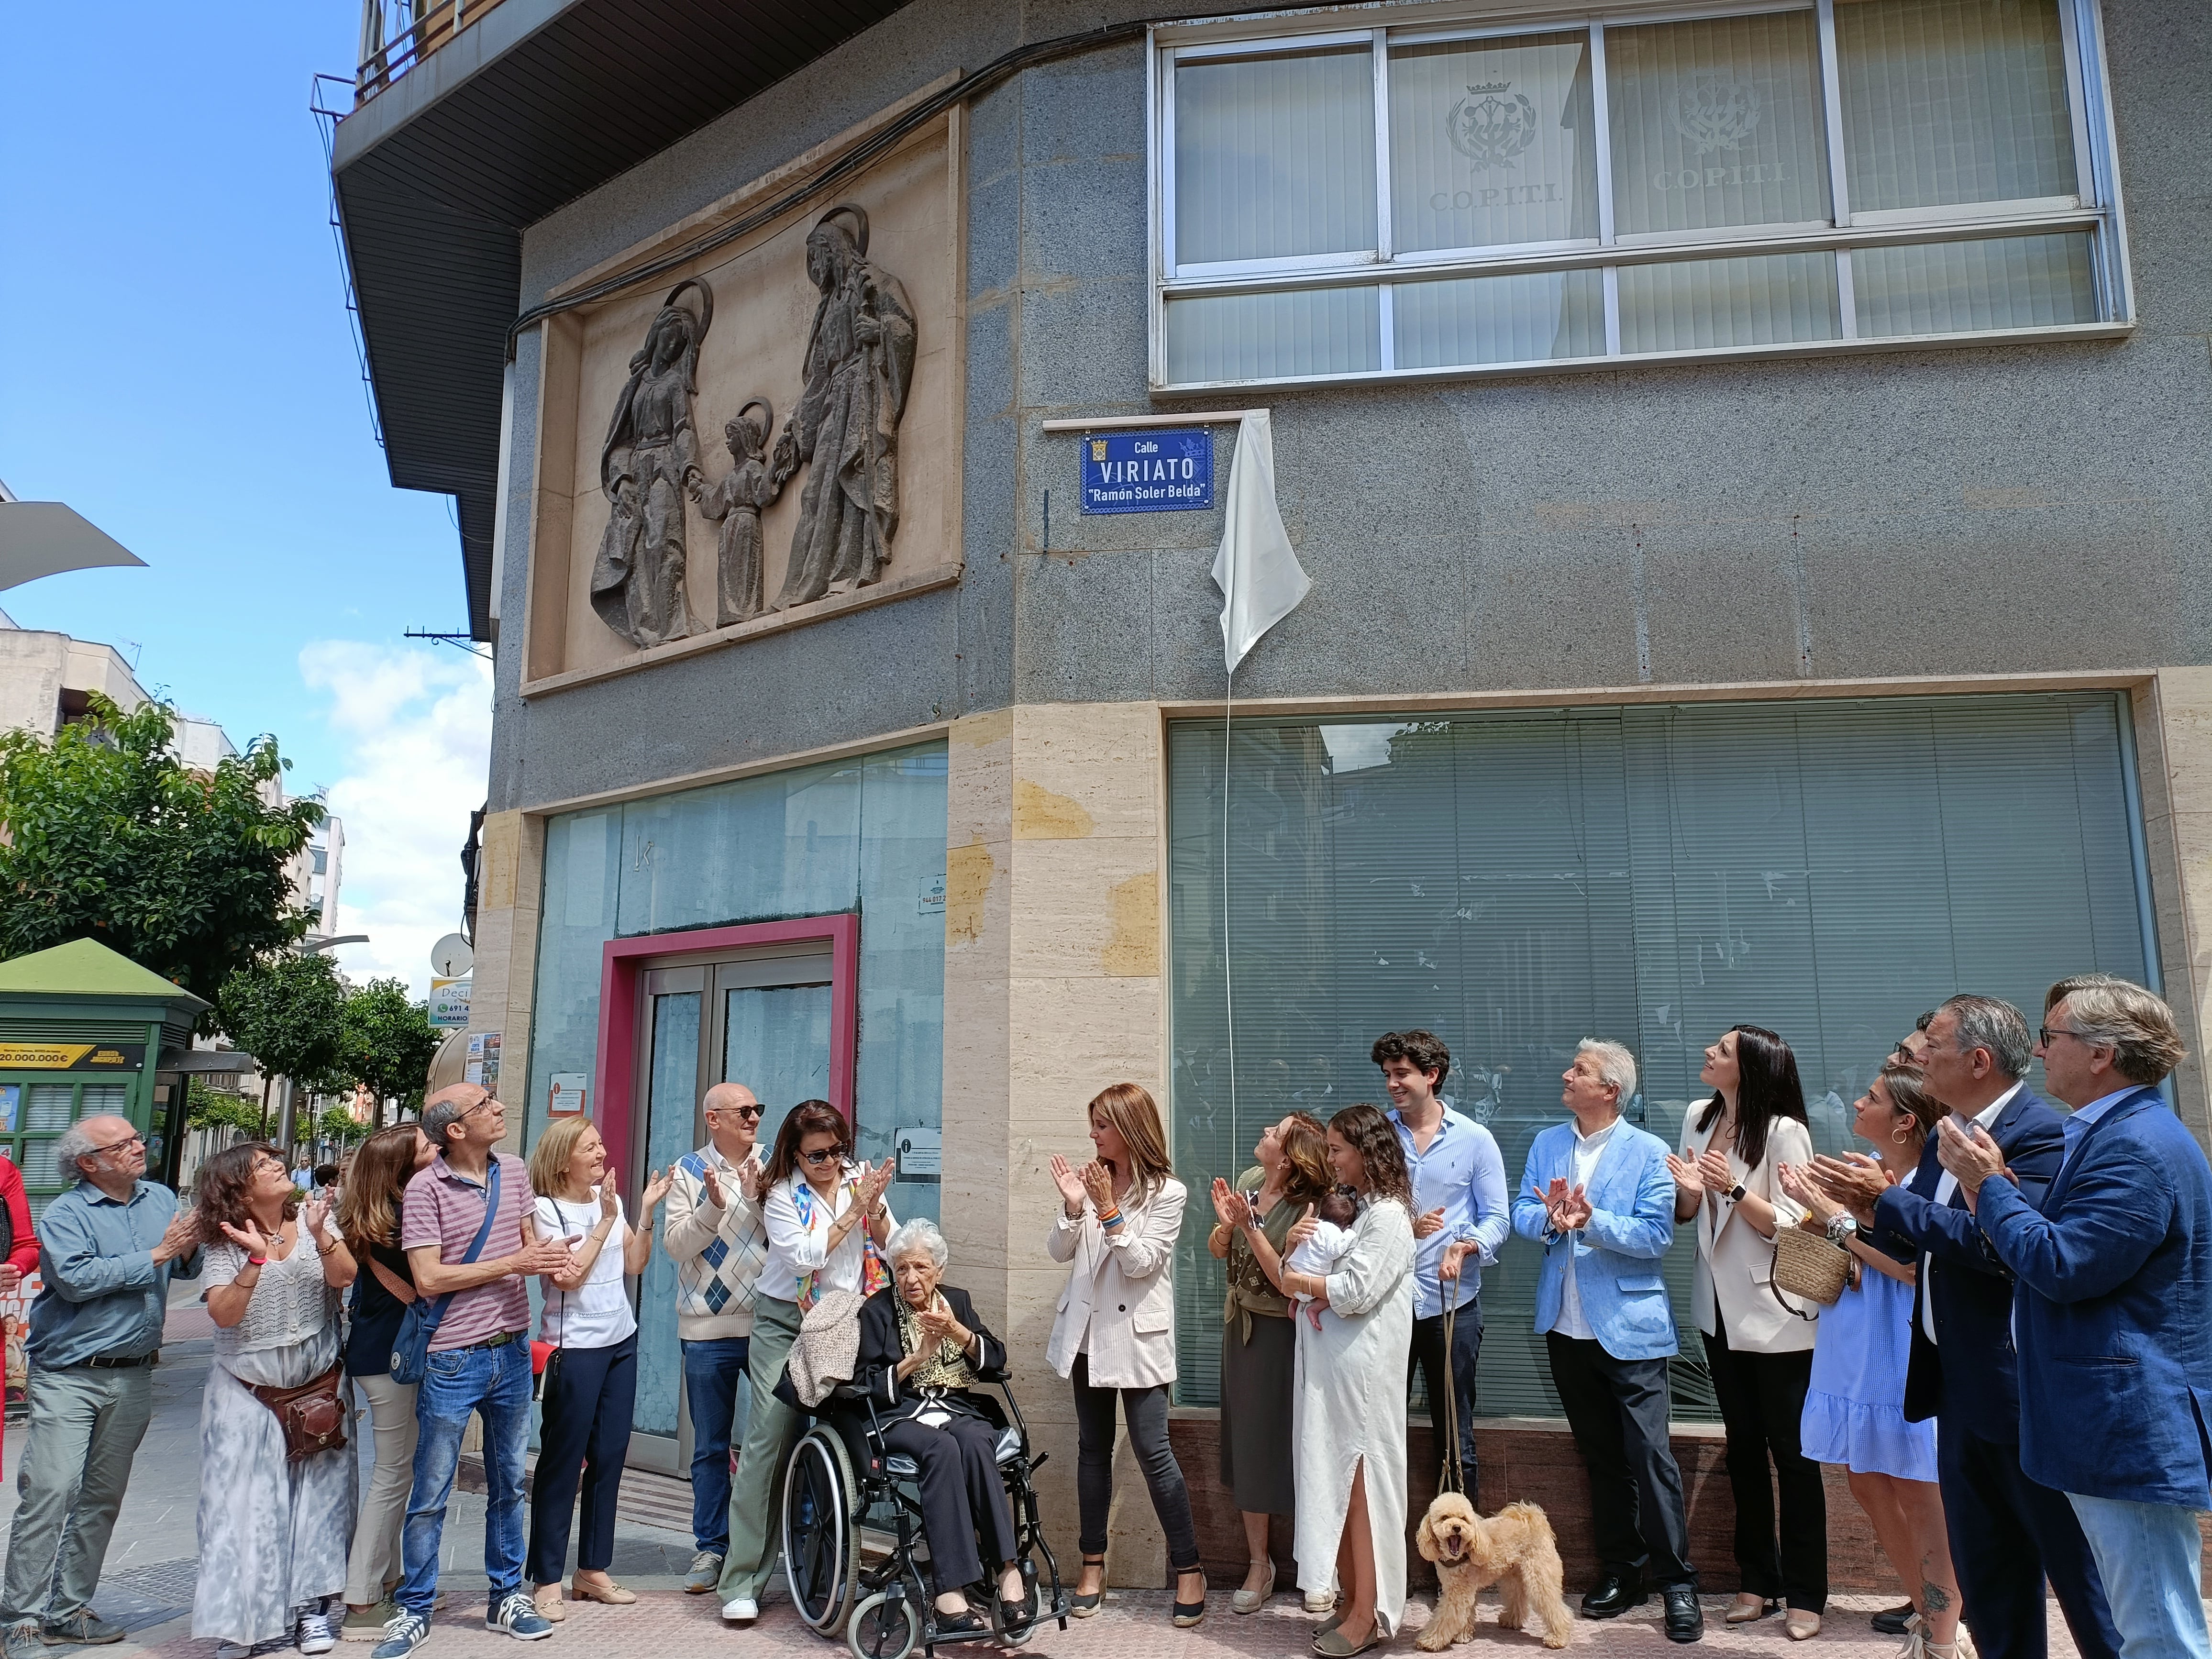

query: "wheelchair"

left=780, top=1375, right=1070, bottom=1659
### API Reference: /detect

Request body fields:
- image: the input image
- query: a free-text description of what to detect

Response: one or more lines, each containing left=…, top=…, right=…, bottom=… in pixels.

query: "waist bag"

left=248, top=1359, right=349, bottom=1462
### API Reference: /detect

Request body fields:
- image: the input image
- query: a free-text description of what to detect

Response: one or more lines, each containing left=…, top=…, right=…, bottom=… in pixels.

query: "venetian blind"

left=1167, top=693, right=2149, bottom=1418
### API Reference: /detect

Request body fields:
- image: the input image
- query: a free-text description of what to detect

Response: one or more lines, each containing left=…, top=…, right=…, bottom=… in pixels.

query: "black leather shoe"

left=1872, top=1605, right=1917, bottom=1637
left=1664, top=1588, right=1705, bottom=1643
left=1580, top=1577, right=1648, bottom=1619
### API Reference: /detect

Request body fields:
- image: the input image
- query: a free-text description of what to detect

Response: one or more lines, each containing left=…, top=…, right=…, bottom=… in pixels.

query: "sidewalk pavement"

left=0, top=1291, right=2119, bottom=1659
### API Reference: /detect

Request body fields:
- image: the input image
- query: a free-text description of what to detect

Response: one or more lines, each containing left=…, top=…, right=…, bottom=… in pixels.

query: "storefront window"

left=1152, top=0, right=2123, bottom=387
left=1166, top=694, right=2152, bottom=1417
left=524, top=741, right=948, bottom=1221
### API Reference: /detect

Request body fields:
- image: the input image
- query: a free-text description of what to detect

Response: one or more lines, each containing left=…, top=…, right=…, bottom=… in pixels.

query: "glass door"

left=628, top=948, right=834, bottom=1476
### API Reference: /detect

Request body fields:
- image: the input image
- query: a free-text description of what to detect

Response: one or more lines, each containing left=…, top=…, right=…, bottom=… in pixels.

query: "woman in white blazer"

left=1668, top=1025, right=1824, bottom=1639
left=1045, top=1083, right=1205, bottom=1627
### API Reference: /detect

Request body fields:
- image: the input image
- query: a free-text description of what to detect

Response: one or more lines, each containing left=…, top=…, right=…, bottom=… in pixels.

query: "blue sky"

left=0, top=5, right=489, bottom=995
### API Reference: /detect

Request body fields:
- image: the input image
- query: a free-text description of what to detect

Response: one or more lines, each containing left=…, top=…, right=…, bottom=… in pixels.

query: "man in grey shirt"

left=0, top=1115, right=200, bottom=1659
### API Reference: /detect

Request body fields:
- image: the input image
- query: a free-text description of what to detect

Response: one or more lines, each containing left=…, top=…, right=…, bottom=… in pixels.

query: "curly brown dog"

left=1415, top=1492, right=1574, bottom=1650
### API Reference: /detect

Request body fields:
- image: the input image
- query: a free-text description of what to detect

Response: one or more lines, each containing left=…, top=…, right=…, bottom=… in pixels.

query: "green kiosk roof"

left=0, top=938, right=210, bottom=1014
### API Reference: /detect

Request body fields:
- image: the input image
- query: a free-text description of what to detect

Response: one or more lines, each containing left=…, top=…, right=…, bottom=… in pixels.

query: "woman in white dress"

left=193, top=1141, right=359, bottom=1659
left=1250, top=1101, right=1416, bottom=1658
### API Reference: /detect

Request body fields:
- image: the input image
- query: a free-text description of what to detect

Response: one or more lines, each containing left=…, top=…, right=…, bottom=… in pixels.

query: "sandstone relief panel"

left=523, top=117, right=961, bottom=690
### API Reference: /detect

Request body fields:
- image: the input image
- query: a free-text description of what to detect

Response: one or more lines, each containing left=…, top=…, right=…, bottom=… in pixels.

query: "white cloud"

left=297, top=641, right=493, bottom=1000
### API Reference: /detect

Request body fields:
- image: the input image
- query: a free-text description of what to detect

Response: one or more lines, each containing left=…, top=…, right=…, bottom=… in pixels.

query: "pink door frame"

left=590, top=913, right=860, bottom=1185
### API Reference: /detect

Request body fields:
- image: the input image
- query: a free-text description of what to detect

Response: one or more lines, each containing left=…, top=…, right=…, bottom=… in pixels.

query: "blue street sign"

left=1079, top=427, right=1214, bottom=514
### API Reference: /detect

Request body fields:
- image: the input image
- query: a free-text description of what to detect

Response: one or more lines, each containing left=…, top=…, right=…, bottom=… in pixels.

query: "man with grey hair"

left=0, top=1117, right=200, bottom=1659
left=1944, top=978, right=2212, bottom=1659
left=1812, top=994, right=2119, bottom=1659
left=1511, top=1040, right=1700, bottom=1642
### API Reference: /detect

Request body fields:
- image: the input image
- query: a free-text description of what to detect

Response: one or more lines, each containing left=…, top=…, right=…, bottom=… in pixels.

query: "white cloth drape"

left=1211, top=410, right=1311, bottom=674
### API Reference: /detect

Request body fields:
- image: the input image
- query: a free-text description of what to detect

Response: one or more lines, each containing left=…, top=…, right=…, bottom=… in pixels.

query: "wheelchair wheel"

left=991, top=1566, right=1040, bottom=1650
left=784, top=1428, right=860, bottom=1634
left=846, top=1593, right=920, bottom=1659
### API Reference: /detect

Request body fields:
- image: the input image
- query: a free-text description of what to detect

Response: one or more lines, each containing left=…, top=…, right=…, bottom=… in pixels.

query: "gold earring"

left=1892, top=1125, right=1913, bottom=1145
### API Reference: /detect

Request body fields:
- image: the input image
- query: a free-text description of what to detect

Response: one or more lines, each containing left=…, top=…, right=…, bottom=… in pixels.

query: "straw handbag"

left=1769, top=1225, right=1850, bottom=1317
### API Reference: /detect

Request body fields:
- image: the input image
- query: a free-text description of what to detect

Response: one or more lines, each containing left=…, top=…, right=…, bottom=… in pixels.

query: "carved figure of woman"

left=693, top=398, right=781, bottom=627
left=774, top=205, right=917, bottom=610
left=590, top=279, right=712, bottom=649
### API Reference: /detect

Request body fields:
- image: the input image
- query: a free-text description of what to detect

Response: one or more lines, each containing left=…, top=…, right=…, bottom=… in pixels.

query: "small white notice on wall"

left=549, top=1073, right=587, bottom=1117
left=895, top=1128, right=942, bottom=1179
left=918, top=874, right=946, bottom=918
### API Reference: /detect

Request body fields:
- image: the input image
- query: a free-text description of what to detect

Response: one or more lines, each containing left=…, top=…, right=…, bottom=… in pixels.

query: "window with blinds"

left=1152, top=0, right=2126, bottom=389
left=1165, top=693, right=2152, bottom=1417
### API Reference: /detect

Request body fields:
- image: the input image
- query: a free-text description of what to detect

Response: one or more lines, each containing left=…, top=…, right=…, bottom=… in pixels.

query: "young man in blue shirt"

left=1374, top=1029, right=1509, bottom=1505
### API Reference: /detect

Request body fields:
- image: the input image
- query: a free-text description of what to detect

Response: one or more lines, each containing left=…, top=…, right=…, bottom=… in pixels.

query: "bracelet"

left=245, top=1255, right=267, bottom=1268
left=1097, top=1206, right=1124, bottom=1231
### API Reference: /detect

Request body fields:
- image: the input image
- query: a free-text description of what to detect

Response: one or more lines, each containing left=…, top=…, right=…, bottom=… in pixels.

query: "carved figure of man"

left=692, top=399, right=782, bottom=627
left=773, top=204, right=916, bottom=610
left=590, top=279, right=712, bottom=649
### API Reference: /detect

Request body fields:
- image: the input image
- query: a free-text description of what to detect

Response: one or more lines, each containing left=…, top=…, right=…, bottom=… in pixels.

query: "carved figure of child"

left=692, top=398, right=783, bottom=627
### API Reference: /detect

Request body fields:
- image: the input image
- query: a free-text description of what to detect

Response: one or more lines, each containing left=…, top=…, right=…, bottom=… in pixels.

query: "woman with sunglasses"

left=662, top=1082, right=771, bottom=1594
left=714, top=1100, right=896, bottom=1625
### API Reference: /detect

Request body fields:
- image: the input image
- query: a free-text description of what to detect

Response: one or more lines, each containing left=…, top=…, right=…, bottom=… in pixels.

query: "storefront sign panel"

left=0, top=1042, right=144, bottom=1072
left=1081, top=429, right=1214, bottom=513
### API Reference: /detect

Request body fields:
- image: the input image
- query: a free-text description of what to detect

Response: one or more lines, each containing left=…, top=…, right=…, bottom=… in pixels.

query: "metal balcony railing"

left=354, top=0, right=510, bottom=104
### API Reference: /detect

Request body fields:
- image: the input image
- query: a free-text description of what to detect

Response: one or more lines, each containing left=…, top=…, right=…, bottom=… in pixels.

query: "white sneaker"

left=1304, top=1586, right=1338, bottom=1615
left=297, top=1614, right=336, bottom=1656
left=720, top=1598, right=759, bottom=1624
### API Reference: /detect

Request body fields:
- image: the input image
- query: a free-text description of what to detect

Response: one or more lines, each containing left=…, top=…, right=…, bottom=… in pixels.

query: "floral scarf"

left=791, top=1170, right=890, bottom=1304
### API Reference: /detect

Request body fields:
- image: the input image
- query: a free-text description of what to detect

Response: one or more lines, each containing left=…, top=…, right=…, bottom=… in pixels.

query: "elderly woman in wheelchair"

left=852, top=1218, right=1031, bottom=1639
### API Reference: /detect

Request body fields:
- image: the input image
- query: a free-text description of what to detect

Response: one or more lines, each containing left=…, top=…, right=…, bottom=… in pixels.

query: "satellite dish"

left=431, top=934, right=474, bottom=979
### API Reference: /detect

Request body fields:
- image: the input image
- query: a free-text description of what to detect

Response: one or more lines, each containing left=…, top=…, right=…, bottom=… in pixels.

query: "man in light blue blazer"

left=1513, top=1039, right=1701, bottom=1644
left=1942, top=978, right=2212, bottom=1659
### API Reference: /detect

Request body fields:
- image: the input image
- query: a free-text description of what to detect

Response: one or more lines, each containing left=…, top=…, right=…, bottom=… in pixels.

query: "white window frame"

left=1147, top=0, right=2132, bottom=392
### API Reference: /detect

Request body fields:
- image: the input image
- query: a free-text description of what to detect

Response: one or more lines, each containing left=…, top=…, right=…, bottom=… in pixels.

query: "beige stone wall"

left=2131, top=671, right=2212, bottom=1142
left=470, top=809, right=545, bottom=1154
left=940, top=702, right=1173, bottom=1589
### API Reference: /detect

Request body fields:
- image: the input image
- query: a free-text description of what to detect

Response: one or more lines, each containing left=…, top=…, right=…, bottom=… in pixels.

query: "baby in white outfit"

left=1284, top=1187, right=1361, bottom=1329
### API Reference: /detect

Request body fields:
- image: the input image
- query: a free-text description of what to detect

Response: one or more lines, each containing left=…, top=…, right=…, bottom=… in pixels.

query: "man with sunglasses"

left=1, top=1117, right=200, bottom=1659
left=663, top=1082, right=770, bottom=1594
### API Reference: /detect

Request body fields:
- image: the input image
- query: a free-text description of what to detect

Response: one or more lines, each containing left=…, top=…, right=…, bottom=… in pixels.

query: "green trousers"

left=0, top=1364, right=155, bottom=1626
left=717, top=1294, right=805, bottom=1602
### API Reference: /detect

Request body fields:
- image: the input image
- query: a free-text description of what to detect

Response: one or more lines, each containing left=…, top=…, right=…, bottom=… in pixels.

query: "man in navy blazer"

left=1512, top=1038, right=1701, bottom=1643
left=1944, top=978, right=2212, bottom=1659
left=1812, top=994, right=2121, bottom=1659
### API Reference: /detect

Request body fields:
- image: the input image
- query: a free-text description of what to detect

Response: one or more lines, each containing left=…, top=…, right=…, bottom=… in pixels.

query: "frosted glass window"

left=1393, top=269, right=1606, bottom=368
left=1609, top=11, right=1833, bottom=237
left=1390, top=33, right=1598, bottom=254
left=25, top=1086, right=73, bottom=1131
left=1618, top=250, right=1841, bottom=352
left=1836, top=0, right=2078, bottom=212
left=1167, top=694, right=2150, bottom=1417
left=1165, top=286, right=1382, bottom=383
left=1174, top=46, right=1377, bottom=265
left=1854, top=232, right=2096, bottom=335
left=632, top=990, right=699, bottom=1438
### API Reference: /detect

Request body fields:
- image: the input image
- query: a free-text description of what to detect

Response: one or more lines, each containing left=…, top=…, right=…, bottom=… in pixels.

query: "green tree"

left=337, top=978, right=444, bottom=1124
left=315, top=1105, right=368, bottom=1147
left=0, top=694, right=321, bottom=1010
left=217, top=952, right=347, bottom=1135
left=185, top=1079, right=264, bottom=1137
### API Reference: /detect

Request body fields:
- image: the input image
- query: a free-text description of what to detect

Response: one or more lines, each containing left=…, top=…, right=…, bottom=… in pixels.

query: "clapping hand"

left=1412, top=1206, right=1447, bottom=1240
left=1695, top=1148, right=1735, bottom=1194
left=152, top=1208, right=199, bottom=1266
left=1209, top=1177, right=1245, bottom=1229
left=1936, top=1118, right=2010, bottom=1198
left=1284, top=1203, right=1320, bottom=1254
left=220, top=1217, right=274, bottom=1258
left=1807, top=1151, right=1894, bottom=1223
left=856, top=1159, right=896, bottom=1211
left=738, top=1150, right=765, bottom=1204
left=640, top=1168, right=675, bottom=1217
left=599, top=1181, right=620, bottom=1223
left=1664, top=1152, right=1704, bottom=1198
left=300, top=1194, right=332, bottom=1242
left=1777, top=1163, right=1836, bottom=1223
left=1553, top=1184, right=1593, bottom=1232
left=1050, top=1154, right=1089, bottom=1213
left=700, top=1162, right=725, bottom=1209
left=917, top=1299, right=970, bottom=1350
left=1080, top=1161, right=1116, bottom=1212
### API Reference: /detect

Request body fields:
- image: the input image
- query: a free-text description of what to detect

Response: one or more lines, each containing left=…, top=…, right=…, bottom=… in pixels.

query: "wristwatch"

left=1825, top=1212, right=1859, bottom=1245
left=1727, top=1181, right=1747, bottom=1204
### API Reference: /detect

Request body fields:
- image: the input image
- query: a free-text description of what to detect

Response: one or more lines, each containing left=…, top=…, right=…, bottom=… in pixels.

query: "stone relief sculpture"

left=692, top=397, right=782, bottom=626
left=772, top=203, right=917, bottom=609
left=590, top=279, right=712, bottom=649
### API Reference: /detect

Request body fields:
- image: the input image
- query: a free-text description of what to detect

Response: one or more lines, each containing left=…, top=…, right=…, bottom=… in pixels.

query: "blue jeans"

left=2068, top=1493, right=2212, bottom=1659
left=681, top=1338, right=750, bottom=1556
left=397, top=1337, right=532, bottom=1616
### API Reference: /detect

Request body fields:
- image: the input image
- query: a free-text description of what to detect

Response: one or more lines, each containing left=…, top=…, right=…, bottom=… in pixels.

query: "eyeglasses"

left=799, top=1146, right=846, bottom=1166
left=90, top=1132, right=145, bottom=1158
left=2039, top=1025, right=2091, bottom=1048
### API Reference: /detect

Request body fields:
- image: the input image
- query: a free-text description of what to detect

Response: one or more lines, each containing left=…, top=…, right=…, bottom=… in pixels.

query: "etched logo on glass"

left=1446, top=80, right=1540, bottom=170
left=1671, top=74, right=1764, bottom=155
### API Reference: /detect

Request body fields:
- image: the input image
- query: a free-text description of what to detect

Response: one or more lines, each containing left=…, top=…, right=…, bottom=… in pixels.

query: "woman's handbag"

left=248, top=1360, right=350, bottom=1463
left=392, top=1161, right=503, bottom=1384
left=1769, top=1224, right=1850, bottom=1316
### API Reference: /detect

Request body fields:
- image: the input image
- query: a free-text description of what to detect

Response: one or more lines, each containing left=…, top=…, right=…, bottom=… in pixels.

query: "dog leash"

left=1437, top=1300, right=1464, bottom=1496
